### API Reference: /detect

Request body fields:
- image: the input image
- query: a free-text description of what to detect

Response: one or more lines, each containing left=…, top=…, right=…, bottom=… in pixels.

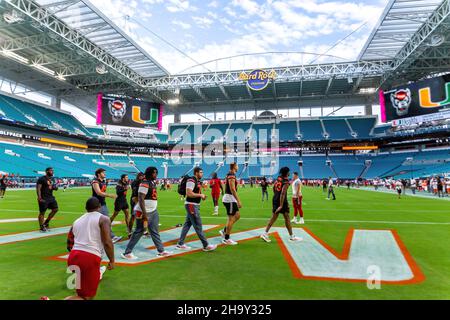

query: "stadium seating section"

left=0, top=94, right=90, bottom=136
left=0, top=93, right=169, bottom=142
left=169, top=117, right=378, bottom=143
left=1, top=141, right=448, bottom=180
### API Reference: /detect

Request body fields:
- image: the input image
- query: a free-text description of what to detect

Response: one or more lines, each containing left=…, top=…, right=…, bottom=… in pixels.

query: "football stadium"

left=0, top=0, right=449, bottom=303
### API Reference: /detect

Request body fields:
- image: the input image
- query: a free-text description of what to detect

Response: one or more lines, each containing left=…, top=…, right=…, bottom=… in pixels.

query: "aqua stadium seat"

left=322, top=119, right=353, bottom=140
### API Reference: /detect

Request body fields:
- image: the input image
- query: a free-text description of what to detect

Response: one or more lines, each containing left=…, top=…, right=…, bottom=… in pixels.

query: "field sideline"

left=0, top=185, right=449, bottom=300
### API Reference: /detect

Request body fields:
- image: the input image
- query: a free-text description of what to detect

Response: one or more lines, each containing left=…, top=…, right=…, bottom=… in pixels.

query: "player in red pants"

left=210, top=172, right=223, bottom=215
left=291, top=172, right=304, bottom=224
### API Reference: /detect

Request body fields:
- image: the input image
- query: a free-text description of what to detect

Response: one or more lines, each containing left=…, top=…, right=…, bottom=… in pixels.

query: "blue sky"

left=90, top=0, right=390, bottom=74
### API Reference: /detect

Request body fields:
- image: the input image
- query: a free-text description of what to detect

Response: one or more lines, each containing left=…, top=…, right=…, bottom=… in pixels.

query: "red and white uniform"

left=68, top=211, right=104, bottom=298
left=210, top=178, right=222, bottom=199
left=292, top=178, right=303, bottom=218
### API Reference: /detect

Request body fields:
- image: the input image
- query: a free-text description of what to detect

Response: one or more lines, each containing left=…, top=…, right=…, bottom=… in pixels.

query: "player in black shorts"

left=110, top=174, right=131, bottom=234
left=0, top=174, right=8, bottom=199
left=220, top=163, right=242, bottom=245
left=36, top=168, right=59, bottom=232
left=260, top=167, right=302, bottom=243
left=128, top=172, right=144, bottom=237
left=261, top=177, right=269, bottom=202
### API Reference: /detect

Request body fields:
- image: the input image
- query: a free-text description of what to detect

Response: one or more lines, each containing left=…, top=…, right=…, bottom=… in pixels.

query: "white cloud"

left=172, top=20, right=191, bottom=30
left=192, top=16, right=214, bottom=29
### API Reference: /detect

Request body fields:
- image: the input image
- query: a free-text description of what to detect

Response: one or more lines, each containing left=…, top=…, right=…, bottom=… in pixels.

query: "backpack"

left=178, top=175, right=189, bottom=196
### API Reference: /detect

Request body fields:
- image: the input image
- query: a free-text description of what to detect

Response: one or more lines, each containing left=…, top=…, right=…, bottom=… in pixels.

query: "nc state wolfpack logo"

left=109, top=100, right=127, bottom=124
left=391, top=89, right=412, bottom=116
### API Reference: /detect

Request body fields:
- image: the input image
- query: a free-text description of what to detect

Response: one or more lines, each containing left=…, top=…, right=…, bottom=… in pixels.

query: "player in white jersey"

left=395, top=180, right=403, bottom=199
left=65, top=197, right=115, bottom=300
left=290, top=172, right=304, bottom=224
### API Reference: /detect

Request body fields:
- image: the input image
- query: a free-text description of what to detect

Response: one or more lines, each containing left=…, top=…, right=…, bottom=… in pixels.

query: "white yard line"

left=0, top=218, right=36, bottom=224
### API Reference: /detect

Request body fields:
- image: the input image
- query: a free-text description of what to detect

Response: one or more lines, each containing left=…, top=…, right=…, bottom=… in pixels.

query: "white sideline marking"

left=0, top=222, right=123, bottom=245
left=1, top=209, right=449, bottom=226
left=0, top=218, right=36, bottom=224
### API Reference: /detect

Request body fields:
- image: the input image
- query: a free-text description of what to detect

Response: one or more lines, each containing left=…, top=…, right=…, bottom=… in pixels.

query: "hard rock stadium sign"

left=239, top=69, right=277, bottom=91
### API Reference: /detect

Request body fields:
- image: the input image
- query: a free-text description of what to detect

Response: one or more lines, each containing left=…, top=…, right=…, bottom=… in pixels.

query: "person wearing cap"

left=36, top=167, right=59, bottom=232
left=91, top=168, right=121, bottom=243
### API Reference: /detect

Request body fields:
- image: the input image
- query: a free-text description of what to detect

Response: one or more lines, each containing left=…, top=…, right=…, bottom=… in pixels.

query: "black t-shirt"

left=186, top=177, right=202, bottom=204
left=116, top=182, right=128, bottom=202
left=0, top=178, right=7, bottom=188
left=91, top=178, right=107, bottom=206
left=225, top=172, right=238, bottom=195
left=273, top=176, right=289, bottom=205
left=261, top=181, right=268, bottom=192
left=131, top=179, right=140, bottom=198
left=37, top=176, right=56, bottom=200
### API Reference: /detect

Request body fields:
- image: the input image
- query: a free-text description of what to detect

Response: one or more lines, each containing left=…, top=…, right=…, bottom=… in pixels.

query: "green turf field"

left=0, top=186, right=449, bottom=300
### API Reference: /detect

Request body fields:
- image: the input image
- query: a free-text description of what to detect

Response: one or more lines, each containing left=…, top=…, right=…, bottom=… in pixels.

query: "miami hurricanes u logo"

left=132, top=106, right=159, bottom=125
left=419, top=82, right=450, bottom=108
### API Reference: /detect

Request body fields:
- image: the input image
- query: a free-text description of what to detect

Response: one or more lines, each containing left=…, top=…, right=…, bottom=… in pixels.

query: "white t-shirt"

left=292, top=179, right=302, bottom=198
left=72, top=211, right=104, bottom=258
left=134, top=183, right=158, bottom=213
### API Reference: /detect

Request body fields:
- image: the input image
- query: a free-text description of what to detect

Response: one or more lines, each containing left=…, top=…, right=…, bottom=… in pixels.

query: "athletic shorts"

left=273, top=201, right=290, bottom=215
left=223, top=202, right=239, bottom=216
left=67, top=250, right=101, bottom=298
left=211, top=192, right=220, bottom=200
left=39, top=199, right=58, bottom=213
left=397, top=189, right=402, bottom=194
left=114, top=200, right=129, bottom=212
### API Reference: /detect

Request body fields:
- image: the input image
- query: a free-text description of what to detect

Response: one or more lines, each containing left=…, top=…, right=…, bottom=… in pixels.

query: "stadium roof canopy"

left=0, top=0, right=449, bottom=116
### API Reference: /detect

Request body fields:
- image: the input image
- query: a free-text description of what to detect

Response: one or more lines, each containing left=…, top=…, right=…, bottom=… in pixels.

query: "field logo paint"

left=53, top=227, right=424, bottom=284
left=239, top=69, right=277, bottom=91
left=131, top=106, right=159, bottom=125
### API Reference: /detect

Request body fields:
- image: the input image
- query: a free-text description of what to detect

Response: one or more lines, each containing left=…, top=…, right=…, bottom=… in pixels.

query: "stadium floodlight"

left=96, top=65, right=108, bottom=75
left=168, top=98, right=180, bottom=105
left=1, top=50, right=29, bottom=64
left=32, top=64, right=55, bottom=76
left=55, top=74, right=66, bottom=82
left=3, top=11, right=23, bottom=24
left=359, top=88, right=377, bottom=94
left=428, top=34, right=445, bottom=47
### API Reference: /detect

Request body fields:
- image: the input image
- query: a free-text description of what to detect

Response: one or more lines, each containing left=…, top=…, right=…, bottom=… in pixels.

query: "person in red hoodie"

left=209, top=172, right=224, bottom=216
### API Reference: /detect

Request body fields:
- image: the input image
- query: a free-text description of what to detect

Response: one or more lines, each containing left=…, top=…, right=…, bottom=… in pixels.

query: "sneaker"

left=40, top=296, right=50, bottom=300
left=260, top=233, right=271, bottom=243
left=99, top=266, right=107, bottom=280
left=299, top=218, right=305, bottom=225
left=290, top=218, right=296, bottom=223
left=39, top=227, right=47, bottom=233
left=175, top=244, right=192, bottom=251
left=222, top=239, right=238, bottom=246
left=121, top=253, right=138, bottom=260
left=112, top=236, right=123, bottom=244
left=289, top=236, right=303, bottom=242
left=43, top=224, right=50, bottom=231
left=143, top=232, right=150, bottom=238
left=157, top=251, right=172, bottom=257
left=212, top=212, right=219, bottom=216
left=219, top=229, right=225, bottom=238
left=203, top=244, right=217, bottom=252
